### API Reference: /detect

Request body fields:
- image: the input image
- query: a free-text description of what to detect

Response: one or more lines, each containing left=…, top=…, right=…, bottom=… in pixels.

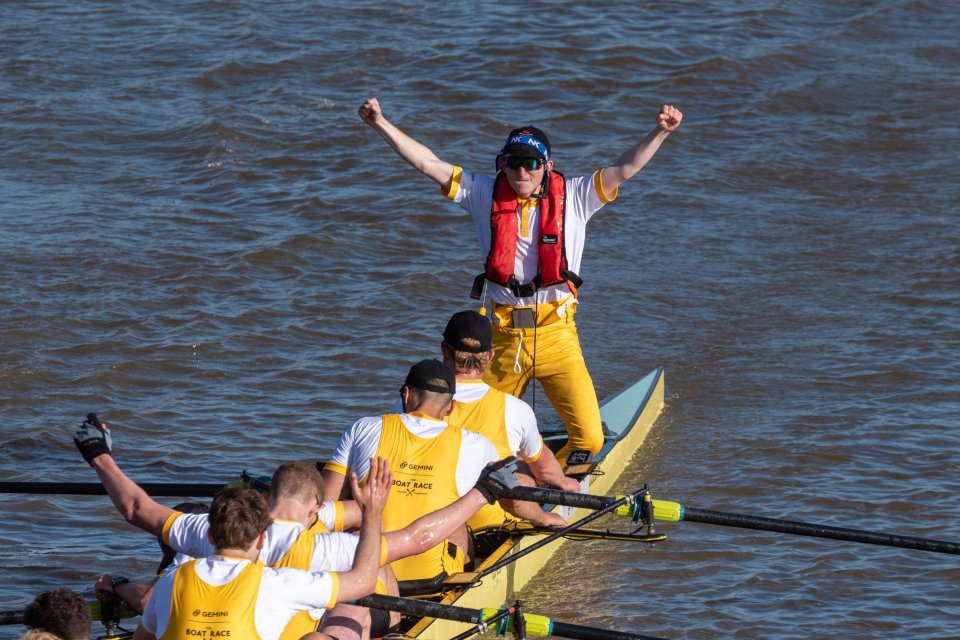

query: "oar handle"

left=496, top=486, right=682, bottom=527
left=497, top=485, right=615, bottom=510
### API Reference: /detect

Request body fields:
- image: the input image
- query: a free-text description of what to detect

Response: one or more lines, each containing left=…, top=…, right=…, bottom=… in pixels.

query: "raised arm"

left=598, top=104, right=683, bottom=200
left=334, top=457, right=390, bottom=603
left=73, top=415, right=174, bottom=537
left=358, top=97, right=455, bottom=189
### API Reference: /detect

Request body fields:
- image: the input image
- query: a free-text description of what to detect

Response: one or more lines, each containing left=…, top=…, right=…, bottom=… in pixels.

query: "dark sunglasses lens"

left=506, top=157, right=540, bottom=170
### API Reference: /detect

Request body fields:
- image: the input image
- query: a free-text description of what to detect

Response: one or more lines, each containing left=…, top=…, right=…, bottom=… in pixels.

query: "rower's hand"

left=351, top=456, right=391, bottom=515
left=93, top=574, right=119, bottom=602
left=74, top=413, right=112, bottom=465
left=656, top=104, right=682, bottom=132
left=358, top=97, right=384, bottom=127
left=558, top=475, right=582, bottom=493
left=537, top=511, right=569, bottom=530
left=474, top=456, right=521, bottom=504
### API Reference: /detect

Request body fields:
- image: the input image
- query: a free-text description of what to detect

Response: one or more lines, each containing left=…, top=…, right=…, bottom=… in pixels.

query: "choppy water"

left=2, top=1, right=959, bottom=638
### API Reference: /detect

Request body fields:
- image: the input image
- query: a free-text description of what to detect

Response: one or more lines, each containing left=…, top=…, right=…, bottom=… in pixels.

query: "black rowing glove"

left=74, top=413, right=112, bottom=464
left=474, top=456, right=521, bottom=504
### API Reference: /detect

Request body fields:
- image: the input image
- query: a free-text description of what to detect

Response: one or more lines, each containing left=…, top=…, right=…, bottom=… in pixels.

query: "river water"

left=1, top=1, right=959, bottom=638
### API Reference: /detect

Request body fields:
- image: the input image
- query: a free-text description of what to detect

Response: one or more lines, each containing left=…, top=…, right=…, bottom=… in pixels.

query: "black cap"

left=500, top=125, right=551, bottom=162
left=443, top=310, right=492, bottom=353
left=402, top=359, right=456, bottom=395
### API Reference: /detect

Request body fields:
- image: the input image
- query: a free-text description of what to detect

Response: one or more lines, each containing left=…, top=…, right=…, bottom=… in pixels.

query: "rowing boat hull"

left=406, top=367, right=665, bottom=638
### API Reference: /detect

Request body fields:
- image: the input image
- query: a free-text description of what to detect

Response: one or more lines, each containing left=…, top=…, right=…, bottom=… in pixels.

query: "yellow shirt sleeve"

left=442, top=165, right=463, bottom=200
left=323, top=461, right=348, bottom=476
left=161, top=511, right=183, bottom=545
left=326, top=572, right=340, bottom=610
left=523, top=437, right=546, bottom=463
left=593, top=169, right=618, bottom=204
left=380, top=534, right=389, bottom=567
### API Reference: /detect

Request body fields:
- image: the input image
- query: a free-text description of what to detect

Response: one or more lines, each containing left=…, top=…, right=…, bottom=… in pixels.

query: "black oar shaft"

left=355, top=595, right=667, bottom=640
left=0, top=481, right=224, bottom=497
left=683, top=508, right=960, bottom=555
left=552, top=621, right=665, bottom=640
left=0, top=610, right=22, bottom=625
left=479, top=493, right=636, bottom=578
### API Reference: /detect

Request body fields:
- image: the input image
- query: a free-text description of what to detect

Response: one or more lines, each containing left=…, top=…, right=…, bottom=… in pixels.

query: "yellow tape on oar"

left=88, top=600, right=138, bottom=621
left=614, top=497, right=684, bottom=523
left=480, top=609, right=552, bottom=636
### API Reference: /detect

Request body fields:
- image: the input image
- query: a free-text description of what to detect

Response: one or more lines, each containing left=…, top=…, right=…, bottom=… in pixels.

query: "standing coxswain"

left=358, top=97, right=682, bottom=465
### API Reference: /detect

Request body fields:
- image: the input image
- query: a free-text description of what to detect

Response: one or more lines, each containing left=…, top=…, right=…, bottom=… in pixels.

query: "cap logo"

left=500, top=133, right=550, bottom=162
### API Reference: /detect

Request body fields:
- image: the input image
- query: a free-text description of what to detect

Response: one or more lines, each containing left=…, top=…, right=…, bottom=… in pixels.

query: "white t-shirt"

left=166, top=508, right=358, bottom=573
left=142, top=556, right=337, bottom=640
left=327, top=413, right=499, bottom=496
left=448, top=168, right=613, bottom=306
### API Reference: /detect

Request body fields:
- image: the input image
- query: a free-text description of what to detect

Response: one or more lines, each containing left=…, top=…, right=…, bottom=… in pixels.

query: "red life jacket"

left=478, top=171, right=581, bottom=299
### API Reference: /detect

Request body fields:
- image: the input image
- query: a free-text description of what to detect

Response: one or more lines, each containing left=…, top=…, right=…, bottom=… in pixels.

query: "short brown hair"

left=22, top=588, right=91, bottom=640
left=208, top=488, right=272, bottom=549
left=271, top=461, right=324, bottom=503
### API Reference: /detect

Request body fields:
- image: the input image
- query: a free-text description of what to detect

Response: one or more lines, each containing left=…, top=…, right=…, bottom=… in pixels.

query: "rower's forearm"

left=499, top=498, right=554, bottom=526
left=90, top=456, right=170, bottom=536
left=529, top=455, right=568, bottom=489
left=605, top=126, right=673, bottom=186
left=91, top=457, right=148, bottom=524
left=116, top=580, right=153, bottom=614
left=371, top=118, right=453, bottom=186
left=340, top=511, right=384, bottom=601
left=386, top=490, right=486, bottom=561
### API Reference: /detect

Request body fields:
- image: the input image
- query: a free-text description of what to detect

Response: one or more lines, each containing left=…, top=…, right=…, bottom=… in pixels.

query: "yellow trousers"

left=484, top=300, right=604, bottom=461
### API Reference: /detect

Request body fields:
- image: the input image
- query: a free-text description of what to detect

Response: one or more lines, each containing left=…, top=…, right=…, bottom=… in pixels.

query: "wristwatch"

left=110, top=576, right=130, bottom=594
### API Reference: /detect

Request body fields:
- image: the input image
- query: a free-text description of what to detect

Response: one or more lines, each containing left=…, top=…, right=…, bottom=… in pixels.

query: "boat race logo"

left=394, top=460, right=434, bottom=496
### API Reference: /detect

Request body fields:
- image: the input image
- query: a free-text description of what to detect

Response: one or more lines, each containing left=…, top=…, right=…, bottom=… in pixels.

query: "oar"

left=0, top=481, right=226, bottom=496
left=477, top=488, right=653, bottom=579
left=517, top=525, right=667, bottom=544
left=0, top=471, right=269, bottom=497
left=0, top=598, right=138, bottom=625
left=632, top=499, right=960, bottom=556
left=494, top=484, right=960, bottom=556
left=355, top=594, right=669, bottom=640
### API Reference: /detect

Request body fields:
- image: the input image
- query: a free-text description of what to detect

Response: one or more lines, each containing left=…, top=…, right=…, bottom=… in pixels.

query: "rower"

left=21, top=588, right=91, bottom=640
left=358, top=97, right=682, bottom=465
left=440, top=309, right=577, bottom=530
left=73, top=414, right=491, bottom=639
left=94, top=501, right=209, bottom=617
left=322, top=359, right=554, bottom=592
left=134, top=475, right=385, bottom=640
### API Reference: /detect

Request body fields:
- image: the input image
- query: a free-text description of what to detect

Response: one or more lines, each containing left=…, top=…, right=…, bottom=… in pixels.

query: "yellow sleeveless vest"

left=162, top=558, right=262, bottom=640
left=447, top=386, right=518, bottom=530
left=271, top=527, right=323, bottom=640
left=375, top=414, right=463, bottom=581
